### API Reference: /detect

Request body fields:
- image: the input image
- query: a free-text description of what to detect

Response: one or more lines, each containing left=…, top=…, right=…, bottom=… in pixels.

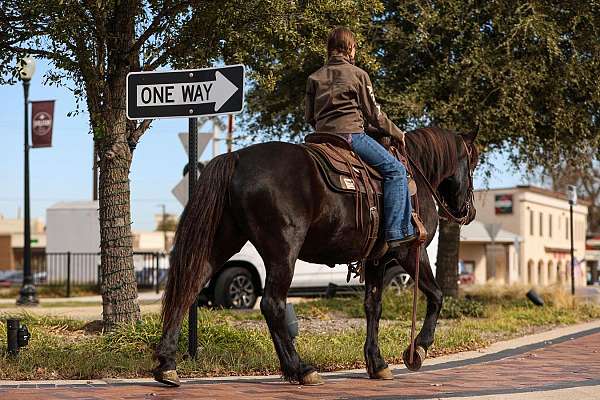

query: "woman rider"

left=305, top=27, right=416, bottom=248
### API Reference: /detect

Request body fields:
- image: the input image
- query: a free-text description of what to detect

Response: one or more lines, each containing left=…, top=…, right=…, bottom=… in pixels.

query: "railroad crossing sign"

left=126, top=64, right=244, bottom=120
left=171, top=131, right=214, bottom=206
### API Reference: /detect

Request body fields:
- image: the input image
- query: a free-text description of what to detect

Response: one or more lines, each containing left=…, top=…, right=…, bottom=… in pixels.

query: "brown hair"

left=327, top=27, right=356, bottom=58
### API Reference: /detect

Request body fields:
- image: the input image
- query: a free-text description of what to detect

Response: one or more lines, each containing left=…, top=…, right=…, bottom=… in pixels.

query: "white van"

left=199, top=241, right=431, bottom=309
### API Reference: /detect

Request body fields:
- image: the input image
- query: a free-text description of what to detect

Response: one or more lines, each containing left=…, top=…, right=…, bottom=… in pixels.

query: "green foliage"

left=241, top=0, right=383, bottom=141
left=244, top=1, right=600, bottom=169
left=440, top=296, right=486, bottom=319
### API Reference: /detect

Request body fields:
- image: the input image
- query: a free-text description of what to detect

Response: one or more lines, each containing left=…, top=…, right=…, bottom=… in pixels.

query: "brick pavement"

left=1, top=327, right=599, bottom=399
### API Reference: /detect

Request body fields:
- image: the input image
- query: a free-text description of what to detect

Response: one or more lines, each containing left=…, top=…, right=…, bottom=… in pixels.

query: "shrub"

left=440, top=297, right=486, bottom=319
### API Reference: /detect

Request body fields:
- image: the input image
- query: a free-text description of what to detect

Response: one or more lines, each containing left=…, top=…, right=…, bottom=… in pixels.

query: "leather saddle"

left=302, top=134, right=382, bottom=196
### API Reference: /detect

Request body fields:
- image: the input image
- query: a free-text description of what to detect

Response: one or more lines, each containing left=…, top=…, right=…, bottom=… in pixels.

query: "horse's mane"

left=404, top=127, right=460, bottom=186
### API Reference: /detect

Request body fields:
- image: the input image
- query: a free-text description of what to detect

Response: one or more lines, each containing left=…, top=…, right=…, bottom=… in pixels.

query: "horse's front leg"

left=363, top=261, right=393, bottom=379
left=402, top=246, right=443, bottom=370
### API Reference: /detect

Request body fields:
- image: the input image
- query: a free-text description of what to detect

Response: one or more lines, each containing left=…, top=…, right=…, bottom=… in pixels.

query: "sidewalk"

left=0, top=291, right=164, bottom=320
left=1, top=319, right=599, bottom=399
left=0, top=290, right=164, bottom=305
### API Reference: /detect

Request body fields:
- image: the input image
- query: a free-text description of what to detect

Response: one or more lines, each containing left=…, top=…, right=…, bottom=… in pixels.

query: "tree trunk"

left=97, top=108, right=141, bottom=328
left=436, top=219, right=461, bottom=298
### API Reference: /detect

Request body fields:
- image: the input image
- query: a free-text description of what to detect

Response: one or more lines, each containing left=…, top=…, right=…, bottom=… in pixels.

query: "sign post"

left=567, top=185, right=577, bottom=295
left=187, top=117, right=198, bottom=359
left=127, top=64, right=244, bottom=360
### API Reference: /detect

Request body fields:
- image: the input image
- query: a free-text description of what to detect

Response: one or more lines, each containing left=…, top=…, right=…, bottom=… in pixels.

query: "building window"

left=549, top=214, right=552, bottom=238
left=539, top=212, right=543, bottom=237
left=566, top=217, right=569, bottom=240
left=530, top=210, right=534, bottom=236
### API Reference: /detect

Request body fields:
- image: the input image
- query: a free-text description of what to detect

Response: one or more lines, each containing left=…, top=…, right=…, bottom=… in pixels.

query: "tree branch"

left=129, top=1, right=192, bottom=56
left=5, top=45, right=56, bottom=57
left=128, top=119, right=153, bottom=152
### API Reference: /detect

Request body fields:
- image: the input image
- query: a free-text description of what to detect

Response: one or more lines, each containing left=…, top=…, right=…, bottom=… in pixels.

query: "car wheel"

left=384, top=265, right=413, bottom=294
left=213, top=267, right=258, bottom=309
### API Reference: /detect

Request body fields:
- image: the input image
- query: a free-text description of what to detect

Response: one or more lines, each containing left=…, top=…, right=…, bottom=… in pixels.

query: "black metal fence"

left=29, top=252, right=169, bottom=297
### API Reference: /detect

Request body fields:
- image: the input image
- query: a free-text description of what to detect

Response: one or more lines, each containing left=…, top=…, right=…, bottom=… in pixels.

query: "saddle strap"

left=323, top=143, right=363, bottom=229
left=323, top=143, right=380, bottom=264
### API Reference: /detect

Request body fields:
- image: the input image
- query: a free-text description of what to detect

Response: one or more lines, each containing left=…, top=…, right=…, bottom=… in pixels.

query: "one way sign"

left=126, top=64, right=244, bottom=120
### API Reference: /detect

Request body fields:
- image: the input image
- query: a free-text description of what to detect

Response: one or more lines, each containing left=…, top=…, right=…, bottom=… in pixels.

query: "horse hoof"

left=153, top=369, right=181, bottom=387
left=402, top=345, right=427, bottom=371
left=370, top=366, right=394, bottom=380
left=302, top=370, right=324, bottom=386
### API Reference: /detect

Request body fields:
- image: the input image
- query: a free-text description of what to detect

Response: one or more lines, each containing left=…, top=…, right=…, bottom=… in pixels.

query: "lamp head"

left=567, top=185, right=577, bottom=205
left=18, top=55, right=36, bottom=81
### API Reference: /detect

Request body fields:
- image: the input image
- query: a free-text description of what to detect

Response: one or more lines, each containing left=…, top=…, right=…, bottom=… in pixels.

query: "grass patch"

left=0, top=286, right=598, bottom=380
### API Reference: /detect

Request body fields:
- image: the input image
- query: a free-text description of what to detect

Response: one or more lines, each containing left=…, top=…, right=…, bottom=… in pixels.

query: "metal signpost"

left=567, top=185, right=577, bottom=296
left=127, top=65, right=244, bottom=359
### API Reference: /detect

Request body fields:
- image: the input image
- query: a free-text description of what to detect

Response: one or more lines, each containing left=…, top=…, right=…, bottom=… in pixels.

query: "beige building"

left=471, top=186, right=588, bottom=287
left=459, top=220, right=519, bottom=285
left=0, top=214, right=46, bottom=271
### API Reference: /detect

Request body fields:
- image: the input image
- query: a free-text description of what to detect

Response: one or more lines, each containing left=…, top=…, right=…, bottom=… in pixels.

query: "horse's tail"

left=161, top=152, right=238, bottom=331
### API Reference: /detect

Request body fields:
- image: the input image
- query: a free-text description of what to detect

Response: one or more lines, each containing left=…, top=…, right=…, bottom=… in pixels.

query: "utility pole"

left=227, top=115, right=234, bottom=153
left=159, top=204, right=167, bottom=251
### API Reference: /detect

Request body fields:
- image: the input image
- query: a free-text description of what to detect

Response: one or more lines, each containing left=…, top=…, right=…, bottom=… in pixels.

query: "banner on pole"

left=31, top=100, right=55, bottom=148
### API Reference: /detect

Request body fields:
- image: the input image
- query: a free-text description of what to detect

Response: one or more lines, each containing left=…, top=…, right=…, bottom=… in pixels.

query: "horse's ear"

left=462, top=129, right=478, bottom=144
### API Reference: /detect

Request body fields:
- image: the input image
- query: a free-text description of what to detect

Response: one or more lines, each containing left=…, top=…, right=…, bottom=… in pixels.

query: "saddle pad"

left=302, top=143, right=382, bottom=196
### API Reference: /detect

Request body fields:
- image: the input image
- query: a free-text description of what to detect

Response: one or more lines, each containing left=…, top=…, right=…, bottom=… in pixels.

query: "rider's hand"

left=396, top=131, right=406, bottom=148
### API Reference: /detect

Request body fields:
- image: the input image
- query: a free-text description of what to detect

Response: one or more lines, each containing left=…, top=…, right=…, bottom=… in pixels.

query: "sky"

left=0, top=59, right=524, bottom=231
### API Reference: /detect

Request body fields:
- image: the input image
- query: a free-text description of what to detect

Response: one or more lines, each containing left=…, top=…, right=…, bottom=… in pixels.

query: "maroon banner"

left=31, top=100, right=55, bottom=148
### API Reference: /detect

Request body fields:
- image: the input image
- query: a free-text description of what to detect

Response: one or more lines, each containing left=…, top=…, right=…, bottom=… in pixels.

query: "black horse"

left=154, top=127, right=478, bottom=386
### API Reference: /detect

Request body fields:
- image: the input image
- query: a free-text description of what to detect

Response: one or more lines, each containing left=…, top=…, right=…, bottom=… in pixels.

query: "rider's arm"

left=358, top=72, right=405, bottom=143
left=305, top=78, right=316, bottom=129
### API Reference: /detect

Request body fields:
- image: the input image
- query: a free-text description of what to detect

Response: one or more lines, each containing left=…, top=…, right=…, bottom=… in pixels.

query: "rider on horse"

left=305, top=27, right=416, bottom=248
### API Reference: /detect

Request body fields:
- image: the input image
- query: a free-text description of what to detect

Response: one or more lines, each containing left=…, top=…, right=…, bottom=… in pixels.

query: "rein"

left=393, top=134, right=475, bottom=367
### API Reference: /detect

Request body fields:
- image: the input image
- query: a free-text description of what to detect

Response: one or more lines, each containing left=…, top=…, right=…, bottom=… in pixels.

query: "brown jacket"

left=305, top=55, right=405, bottom=141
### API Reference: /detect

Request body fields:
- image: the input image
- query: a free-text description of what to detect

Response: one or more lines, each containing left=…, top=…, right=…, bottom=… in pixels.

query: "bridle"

left=405, top=136, right=475, bottom=226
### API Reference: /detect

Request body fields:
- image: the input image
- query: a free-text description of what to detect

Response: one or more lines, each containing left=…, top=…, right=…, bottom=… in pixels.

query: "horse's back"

left=229, top=141, right=365, bottom=263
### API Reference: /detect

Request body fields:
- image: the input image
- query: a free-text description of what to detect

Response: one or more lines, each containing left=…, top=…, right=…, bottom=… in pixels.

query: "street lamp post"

left=16, top=55, right=39, bottom=306
left=567, top=185, right=577, bottom=296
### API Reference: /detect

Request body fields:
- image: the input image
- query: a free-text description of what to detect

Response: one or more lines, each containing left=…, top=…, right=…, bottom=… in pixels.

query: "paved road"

left=2, top=324, right=600, bottom=399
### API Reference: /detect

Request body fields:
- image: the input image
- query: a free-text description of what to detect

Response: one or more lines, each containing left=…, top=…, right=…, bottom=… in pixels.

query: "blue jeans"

left=350, top=133, right=414, bottom=241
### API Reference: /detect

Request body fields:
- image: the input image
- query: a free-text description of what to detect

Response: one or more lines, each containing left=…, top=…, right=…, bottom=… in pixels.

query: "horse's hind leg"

left=363, top=260, right=393, bottom=379
left=257, top=242, right=320, bottom=385
left=154, top=208, right=247, bottom=380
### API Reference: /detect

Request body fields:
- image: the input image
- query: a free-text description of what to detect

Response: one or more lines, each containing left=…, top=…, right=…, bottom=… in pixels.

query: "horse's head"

left=436, top=131, right=479, bottom=225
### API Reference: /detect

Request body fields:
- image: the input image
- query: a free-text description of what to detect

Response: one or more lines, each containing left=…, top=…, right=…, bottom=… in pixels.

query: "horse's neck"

left=407, top=149, right=455, bottom=190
